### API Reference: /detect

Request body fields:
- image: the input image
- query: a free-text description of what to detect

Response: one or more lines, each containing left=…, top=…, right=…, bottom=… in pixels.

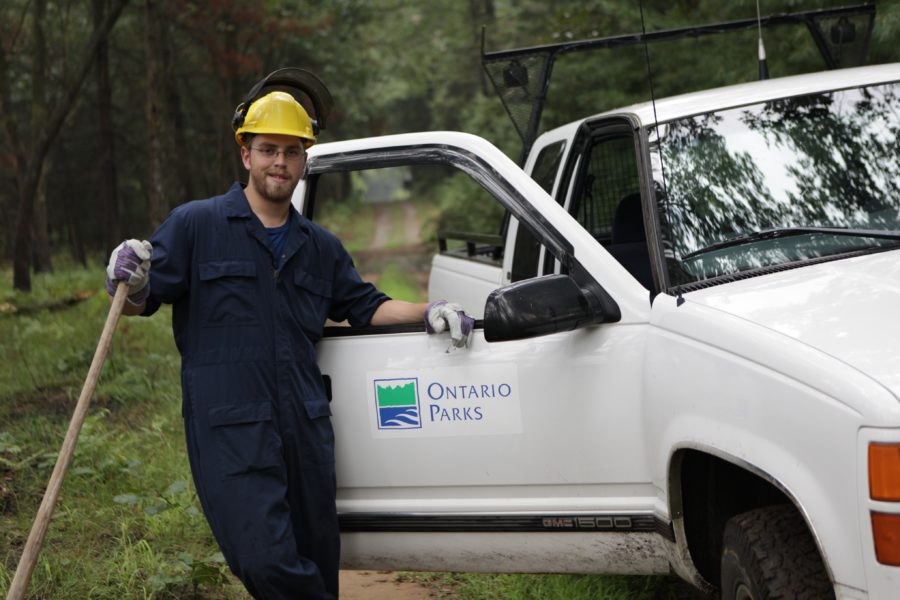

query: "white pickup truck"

left=290, top=18, right=900, bottom=600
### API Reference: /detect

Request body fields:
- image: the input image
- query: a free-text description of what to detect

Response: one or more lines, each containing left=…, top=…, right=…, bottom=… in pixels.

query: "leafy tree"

left=0, top=0, right=897, bottom=291
left=1, top=0, right=129, bottom=291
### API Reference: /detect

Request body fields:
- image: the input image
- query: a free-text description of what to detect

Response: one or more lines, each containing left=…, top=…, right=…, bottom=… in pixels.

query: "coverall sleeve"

left=142, top=207, right=192, bottom=317
left=326, top=241, right=389, bottom=327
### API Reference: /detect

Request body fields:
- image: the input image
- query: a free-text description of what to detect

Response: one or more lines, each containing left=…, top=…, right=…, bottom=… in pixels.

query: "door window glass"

left=530, top=140, right=566, bottom=194
left=511, top=140, right=566, bottom=281
left=313, top=165, right=505, bottom=305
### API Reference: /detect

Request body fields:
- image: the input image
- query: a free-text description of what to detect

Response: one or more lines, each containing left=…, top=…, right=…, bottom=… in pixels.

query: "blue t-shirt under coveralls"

left=267, top=220, right=290, bottom=269
left=142, top=182, right=388, bottom=600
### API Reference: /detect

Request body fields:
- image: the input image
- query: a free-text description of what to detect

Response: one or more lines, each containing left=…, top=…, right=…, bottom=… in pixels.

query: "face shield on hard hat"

left=234, top=91, right=317, bottom=148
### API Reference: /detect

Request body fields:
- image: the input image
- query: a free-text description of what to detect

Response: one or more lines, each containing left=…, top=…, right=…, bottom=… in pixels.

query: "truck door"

left=294, top=132, right=664, bottom=574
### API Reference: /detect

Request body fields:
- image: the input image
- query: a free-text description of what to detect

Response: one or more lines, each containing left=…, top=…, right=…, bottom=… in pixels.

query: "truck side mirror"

left=484, top=274, right=619, bottom=342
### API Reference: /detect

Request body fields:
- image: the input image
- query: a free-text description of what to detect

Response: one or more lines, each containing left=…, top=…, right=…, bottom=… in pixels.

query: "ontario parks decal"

left=373, top=377, right=422, bottom=430
left=368, top=364, right=522, bottom=438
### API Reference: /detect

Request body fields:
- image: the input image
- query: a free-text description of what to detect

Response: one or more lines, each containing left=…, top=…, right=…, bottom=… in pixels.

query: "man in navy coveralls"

left=105, top=88, right=472, bottom=599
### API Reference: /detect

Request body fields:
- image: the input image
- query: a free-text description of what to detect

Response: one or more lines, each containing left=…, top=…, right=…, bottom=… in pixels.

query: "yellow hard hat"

left=233, top=91, right=316, bottom=147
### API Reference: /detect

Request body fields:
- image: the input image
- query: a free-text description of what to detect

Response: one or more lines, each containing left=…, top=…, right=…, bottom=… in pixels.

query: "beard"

left=248, top=167, right=297, bottom=204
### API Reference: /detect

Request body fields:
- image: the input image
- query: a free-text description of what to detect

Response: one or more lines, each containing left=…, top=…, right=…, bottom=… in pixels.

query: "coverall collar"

left=224, top=182, right=309, bottom=268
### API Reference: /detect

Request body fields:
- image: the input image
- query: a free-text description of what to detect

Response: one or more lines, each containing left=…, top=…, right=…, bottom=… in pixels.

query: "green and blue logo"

left=374, top=378, right=421, bottom=430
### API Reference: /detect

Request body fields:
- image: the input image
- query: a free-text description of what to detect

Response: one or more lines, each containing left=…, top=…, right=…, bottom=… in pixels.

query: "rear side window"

left=530, top=140, right=566, bottom=194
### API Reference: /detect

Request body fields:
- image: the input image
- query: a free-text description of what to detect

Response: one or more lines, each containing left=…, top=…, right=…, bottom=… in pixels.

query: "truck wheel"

left=720, top=504, right=834, bottom=600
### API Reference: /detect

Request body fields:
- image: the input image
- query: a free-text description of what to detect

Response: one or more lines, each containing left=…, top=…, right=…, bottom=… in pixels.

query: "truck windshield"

left=653, top=81, right=900, bottom=286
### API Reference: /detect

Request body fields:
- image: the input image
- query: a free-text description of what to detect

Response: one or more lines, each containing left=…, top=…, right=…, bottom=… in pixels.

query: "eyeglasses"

left=249, top=145, right=306, bottom=162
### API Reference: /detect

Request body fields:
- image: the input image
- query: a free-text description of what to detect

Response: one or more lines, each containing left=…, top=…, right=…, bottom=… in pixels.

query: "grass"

left=0, top=262, right=248, bottom=599
left=376, top=262, right=426, bottom=303
left=1, top=261, right=701, bottom=600
left=317, top=199, right=378, bottom=254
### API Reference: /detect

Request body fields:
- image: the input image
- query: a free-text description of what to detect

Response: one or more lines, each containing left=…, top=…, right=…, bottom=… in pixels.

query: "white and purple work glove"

left=106, top=239, right=152, bottom=306
left=424, top=300, right=475, bottom=350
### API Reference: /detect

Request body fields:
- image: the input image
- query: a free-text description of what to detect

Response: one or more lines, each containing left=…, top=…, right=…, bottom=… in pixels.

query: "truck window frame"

left=510, top=139, right=567, bottom=282
left=535, top=118, right=666, bottom=293
left=302, top=142, right=602, bottom=336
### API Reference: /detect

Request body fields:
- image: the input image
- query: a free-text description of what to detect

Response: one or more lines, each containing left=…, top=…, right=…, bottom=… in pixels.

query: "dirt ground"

left=339, top=570, right=437, bottom=599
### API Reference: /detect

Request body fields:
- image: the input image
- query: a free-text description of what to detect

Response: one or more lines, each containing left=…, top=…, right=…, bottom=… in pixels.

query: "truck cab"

left=290, top=10, right=900, bottom=599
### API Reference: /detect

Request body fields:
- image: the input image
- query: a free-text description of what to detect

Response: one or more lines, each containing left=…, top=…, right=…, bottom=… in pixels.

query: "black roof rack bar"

left=482, top=3, right=875, bottom=161
left=482, top=3, right=874, bottom=61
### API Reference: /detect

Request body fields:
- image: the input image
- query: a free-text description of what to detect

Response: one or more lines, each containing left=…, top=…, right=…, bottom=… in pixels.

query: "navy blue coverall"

left=142, top=183, right=388, bottom=599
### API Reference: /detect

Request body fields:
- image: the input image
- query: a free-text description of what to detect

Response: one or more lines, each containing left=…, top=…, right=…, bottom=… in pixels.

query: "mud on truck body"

left=290, top=5, right=900, bottom=599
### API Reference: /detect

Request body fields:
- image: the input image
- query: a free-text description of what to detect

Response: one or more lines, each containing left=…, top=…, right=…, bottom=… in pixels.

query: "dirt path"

left=357, top=201, right=431, bottom=298
left=403, top=201, right=420, bottom=245
left=370, top=200, right=422, bottom=249
left=371, top=203, right=392, bottom=249
left=340, top=570, right=436, bottom=599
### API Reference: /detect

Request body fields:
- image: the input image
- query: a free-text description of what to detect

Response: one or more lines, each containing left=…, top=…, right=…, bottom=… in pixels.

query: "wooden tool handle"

left=5, top=282, right=129, bottom=600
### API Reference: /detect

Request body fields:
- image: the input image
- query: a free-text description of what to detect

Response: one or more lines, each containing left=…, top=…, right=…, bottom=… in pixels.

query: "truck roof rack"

left=481, top=3, right=876, bottom=161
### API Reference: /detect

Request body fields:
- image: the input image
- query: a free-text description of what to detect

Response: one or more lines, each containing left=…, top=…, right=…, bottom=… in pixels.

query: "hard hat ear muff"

left=232, top=102, right=249, bottom=132
left=231, top=74, right=273, bottom=134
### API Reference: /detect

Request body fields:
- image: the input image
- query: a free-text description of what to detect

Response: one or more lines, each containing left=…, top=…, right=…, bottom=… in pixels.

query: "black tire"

left=720, top=504, right=834, bottom=600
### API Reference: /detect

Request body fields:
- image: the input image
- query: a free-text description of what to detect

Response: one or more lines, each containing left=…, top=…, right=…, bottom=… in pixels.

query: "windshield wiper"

left=683, top=226, right=900, bottom=259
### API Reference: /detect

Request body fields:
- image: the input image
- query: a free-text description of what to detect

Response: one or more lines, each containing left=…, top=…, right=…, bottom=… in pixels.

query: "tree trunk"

left=1, top=192, right=12, bottom=259
left=59, top=142, right=87, bottom=265
left=94, top=0, right=121, bottom=254
left=32, top=164, right=53, bottom=272
left=30, top=0, right=52, bottom=273
left=65, top=197, right=87, bottom=267
left=224, top=77, right=242, bottom=185
left=0, top=15, right=26, bottom=264
left=144, top=0, right=167, bottom=230
left=9, top=0, right=129, bottom=291
left=160, top=0, right=194, bottom=203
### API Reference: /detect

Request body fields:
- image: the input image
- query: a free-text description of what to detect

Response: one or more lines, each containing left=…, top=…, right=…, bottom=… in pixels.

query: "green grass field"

left=0, top=261, right=697, bottom=599
left=0, top=262, right=248, bottom=599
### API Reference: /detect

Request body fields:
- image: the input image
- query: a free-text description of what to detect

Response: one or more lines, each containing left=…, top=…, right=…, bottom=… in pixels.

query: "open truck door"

left=291, top=132, right=662, bottom=574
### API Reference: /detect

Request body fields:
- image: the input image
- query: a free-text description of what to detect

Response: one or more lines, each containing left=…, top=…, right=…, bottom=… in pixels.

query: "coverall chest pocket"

left=198, top=260, right=259, bottom=326
left=292, top=270, right=333, bottom=331
left=208, top=402, right=282, bottom=478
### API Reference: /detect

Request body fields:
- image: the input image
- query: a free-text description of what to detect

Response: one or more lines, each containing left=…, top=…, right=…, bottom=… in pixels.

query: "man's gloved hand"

left=106, top=239, right=153, bottom=306
left=424, top=300, right=474, bottom=349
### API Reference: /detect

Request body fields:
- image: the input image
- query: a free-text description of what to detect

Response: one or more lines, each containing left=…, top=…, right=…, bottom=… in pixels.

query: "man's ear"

left=240, top=145, right=252, bottom=170
left=299, top=154, right=308, bottom=178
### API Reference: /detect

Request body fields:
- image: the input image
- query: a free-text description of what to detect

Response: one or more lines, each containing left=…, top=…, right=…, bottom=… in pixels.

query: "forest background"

left=0, top=1, right=899, bottom=598
left=2, top=0, right=899, bottom=292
